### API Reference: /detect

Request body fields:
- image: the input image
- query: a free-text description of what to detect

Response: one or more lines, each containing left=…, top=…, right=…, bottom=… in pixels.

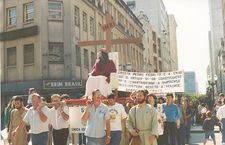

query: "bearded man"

left=127, top=90, right=158, bottom=145
left=8, top=96, right=28, bottom=145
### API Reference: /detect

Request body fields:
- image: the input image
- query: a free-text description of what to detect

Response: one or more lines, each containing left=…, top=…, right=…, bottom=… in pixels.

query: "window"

left=74, top=6, right=80, bottom=26
left=48, top=42, right=64, bottom=62
left=7, top=7, right=16, bottom=26
left=90, top=17, right=95, bottom=36
left=98, top=23, right=103, bottom=40
left=91, top=52, right=96, bottom=66
left=7, top=47, right=16, bottom=66
left=76, top=46, right=81, bottom=66
left=23, top=2, right=34, bottom=22
left=48, top=2, right=63, bottom=19
left=83, top=12, right=87, bottom=31
left=24, top=44, right=34, bottom=64
left=84, top=49, right=89, bottom=68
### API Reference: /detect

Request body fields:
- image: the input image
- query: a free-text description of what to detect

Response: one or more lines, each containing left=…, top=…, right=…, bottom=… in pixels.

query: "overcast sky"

left=163, top=0, right=210, bottom=93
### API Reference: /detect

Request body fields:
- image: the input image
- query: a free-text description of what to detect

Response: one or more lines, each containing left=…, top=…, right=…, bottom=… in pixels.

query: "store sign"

left=43, top=80, right=83, bottom=89
left=118, top=70, right=184, bottom=93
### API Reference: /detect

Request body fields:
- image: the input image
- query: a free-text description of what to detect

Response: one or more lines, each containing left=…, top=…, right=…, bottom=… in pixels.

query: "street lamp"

left=207, top=74, right=218, bottom=106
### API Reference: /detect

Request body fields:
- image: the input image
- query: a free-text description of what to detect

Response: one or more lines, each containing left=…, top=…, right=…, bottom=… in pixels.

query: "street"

left=189, top=125, right=221, bottom=145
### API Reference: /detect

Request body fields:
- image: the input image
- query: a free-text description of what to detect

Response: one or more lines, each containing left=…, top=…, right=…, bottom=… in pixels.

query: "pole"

left=212, top=83, right=215, bottom=105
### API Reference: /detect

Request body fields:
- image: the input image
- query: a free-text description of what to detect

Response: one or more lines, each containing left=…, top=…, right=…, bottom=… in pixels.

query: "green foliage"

left=190, top=94, right=208, bottom=106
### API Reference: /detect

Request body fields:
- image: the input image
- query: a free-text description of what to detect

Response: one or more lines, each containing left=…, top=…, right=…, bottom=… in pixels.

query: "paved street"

left=1, top=125, right=222, bottom=145
left=190, top=125, right=221, bottom=145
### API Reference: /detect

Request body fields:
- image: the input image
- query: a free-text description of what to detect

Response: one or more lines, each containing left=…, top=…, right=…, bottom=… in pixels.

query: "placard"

left=118, top=70, right=184, bottom=93
left=69, top=106, right=86, bottom=133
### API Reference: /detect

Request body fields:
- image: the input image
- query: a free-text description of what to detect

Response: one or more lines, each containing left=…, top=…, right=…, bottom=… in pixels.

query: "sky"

left=163, top=0, right=210, bottom=93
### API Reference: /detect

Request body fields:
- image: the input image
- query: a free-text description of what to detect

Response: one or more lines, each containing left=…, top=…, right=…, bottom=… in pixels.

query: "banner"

left=118, top=70, right=184, bottom=93
left=69, top=106, right=86, bottom=133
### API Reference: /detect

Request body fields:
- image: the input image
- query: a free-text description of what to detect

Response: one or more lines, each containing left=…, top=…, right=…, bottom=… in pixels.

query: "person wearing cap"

left=82, top=89, right=111, bottom=145
left=127, top=90, right=158, bottom=145
left=12, top=93, right=50, bottom=145
left=8, top=96, right=28, bottom=145
left=85, top=48, right=117, bottom=97
left=107, top=93, right=127, bottom=145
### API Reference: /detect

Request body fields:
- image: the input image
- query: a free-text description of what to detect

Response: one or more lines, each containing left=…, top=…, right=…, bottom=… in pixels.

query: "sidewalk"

left=191, top=125, right=220, bottom=133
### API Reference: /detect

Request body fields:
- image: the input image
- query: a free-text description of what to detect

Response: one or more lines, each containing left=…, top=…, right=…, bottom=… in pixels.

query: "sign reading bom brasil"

left=118, top=70, right=184, bottom=93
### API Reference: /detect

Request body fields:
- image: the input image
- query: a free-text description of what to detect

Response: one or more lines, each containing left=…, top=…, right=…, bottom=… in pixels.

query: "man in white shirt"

left=49, top=94, right=69, bottom=145
left=107, top=93, right=127, bottom=145
left=12, top=93, right=49, bottom=145
left=217, top=100, right=225, bottom=144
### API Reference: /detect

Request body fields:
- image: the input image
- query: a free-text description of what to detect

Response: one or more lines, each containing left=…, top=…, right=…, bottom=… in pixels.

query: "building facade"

left=184, top=71, right=197, bottom=95
left=168, top=15, right=178, bottom=71
left=125, top=0, right=176, bottom=72
left=0, top=0, right=144, bottom=107
left=137, top=11, right=162, bottom=72
left=208, top=0, right=224, bottom=94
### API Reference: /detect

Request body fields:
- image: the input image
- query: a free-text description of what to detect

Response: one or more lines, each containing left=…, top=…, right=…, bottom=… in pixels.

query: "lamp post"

left=207, top=74, right=218, bottom=106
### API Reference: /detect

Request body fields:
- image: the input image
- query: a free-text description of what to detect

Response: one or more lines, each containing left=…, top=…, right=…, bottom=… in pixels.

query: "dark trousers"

left=164, top=122, right=177, bottom=145
left=79, top=133, right=86, bottom=145
left=52, top=128, right=69, bottom=145
left=177, top=124, right=185, bottom=145
left=157, top=135, right=165, bottom=145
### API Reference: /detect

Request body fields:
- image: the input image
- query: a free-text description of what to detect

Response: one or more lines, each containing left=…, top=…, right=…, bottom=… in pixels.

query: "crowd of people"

left=2, top=87, right=202, bottom=145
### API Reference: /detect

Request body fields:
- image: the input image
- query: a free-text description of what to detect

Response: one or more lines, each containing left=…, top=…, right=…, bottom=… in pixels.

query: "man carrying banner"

left=81, top=89, right=111, bottom=145
left=127, top=90, right=158, bottom=145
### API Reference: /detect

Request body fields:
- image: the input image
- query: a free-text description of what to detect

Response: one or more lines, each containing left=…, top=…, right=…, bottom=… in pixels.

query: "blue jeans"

left=86, top=136, right=105, bottom=145
left=108, top=131, right=122, bottom=145
left=221, top=118, right=225, bottom=143
left=31, top=132, right=48, bottom=145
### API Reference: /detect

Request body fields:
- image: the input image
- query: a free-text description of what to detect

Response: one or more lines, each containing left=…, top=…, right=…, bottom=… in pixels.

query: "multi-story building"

left=184, top=71, right=197, bottom=95
left=208, top=0, right=224, bottom=93
left=0, top=0, right=144, bottom=107
left=125, top=0, right=176, bottom=72
left=168, top=15, right=178, bottom=71
left=137, top=11, right=162, bottom=72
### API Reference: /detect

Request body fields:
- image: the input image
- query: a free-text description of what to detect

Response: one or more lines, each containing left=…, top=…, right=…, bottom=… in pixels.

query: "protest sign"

left=118, top=70, right=184, bottom=93
left=69, top=106, right=86, bottom=133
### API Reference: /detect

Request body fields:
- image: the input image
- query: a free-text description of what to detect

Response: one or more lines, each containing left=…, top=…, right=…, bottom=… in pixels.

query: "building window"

left=84, top=49, right=89, bottom=69
left=7, top=47, right=16, bottom=66
left=48, top=2, right=63, bottom=19
left=83, top=12, right=87, bottom=31
left=48, top=42, right=64, bottom=62
left=90, top=17, right=95, bottom=36
left=76, top=46, right=81, bottom=66
left=74, top=6, right=80, bottom=26
left=23, top=2, right=34, bottom=22
left=91, top=52, right=96, bottom=66
left=7, top=7, right=16, bottom=26
left=24, top=44, right=34, bottom=64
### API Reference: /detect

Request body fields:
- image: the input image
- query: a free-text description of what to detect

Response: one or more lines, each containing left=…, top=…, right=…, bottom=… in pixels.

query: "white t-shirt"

left=23, top=106, right=49, bottom=134
left=49, top=106, right=69, bottom=130
left=217, top=105, right=225, bottom=120
left=108, top=103, right=127, bottom=131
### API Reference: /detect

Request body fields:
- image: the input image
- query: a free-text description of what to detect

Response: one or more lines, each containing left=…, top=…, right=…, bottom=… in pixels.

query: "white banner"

left=118, top=70, right=184, bottom=93
left=69, top=106, right=86, bottom=133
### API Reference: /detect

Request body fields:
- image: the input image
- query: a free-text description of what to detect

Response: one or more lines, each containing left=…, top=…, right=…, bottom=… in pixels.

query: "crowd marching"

left=3, top=87, right=225, bottom=145
left=2, top=48, right=225, bottom=145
